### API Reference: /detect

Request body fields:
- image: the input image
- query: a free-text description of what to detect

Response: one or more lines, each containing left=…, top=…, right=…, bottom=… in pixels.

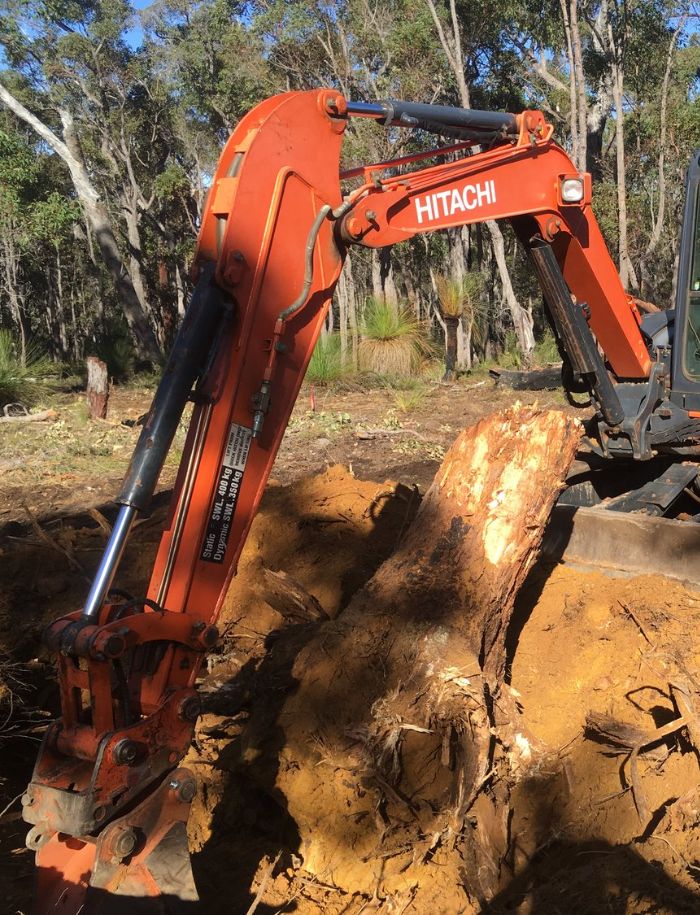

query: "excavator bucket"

left=30, top=769, right=198, bottom=913
left=544, top=504, right=700, bottom=589
left=543, top=457, right=700, bottom=588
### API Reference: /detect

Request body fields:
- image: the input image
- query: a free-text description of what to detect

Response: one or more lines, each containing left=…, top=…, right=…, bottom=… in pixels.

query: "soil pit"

left=1, top=465, right=700, bottom=914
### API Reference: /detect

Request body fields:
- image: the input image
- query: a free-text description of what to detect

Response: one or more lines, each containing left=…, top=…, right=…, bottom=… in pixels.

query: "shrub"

left=0, top=331, right=55, bottom=408
left=532, top=328, right=560, bottom=365
left=358, top=297, right=431, bottom=377
left=306, top=332, right=349, bottom=385
left=393, top=385, right=427, bottom=413
left=500, top=330, right=523, bottom=369
left=94, top=329, right=135, bottom=382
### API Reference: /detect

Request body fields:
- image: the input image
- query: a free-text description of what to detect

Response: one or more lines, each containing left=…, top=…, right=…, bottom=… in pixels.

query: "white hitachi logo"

left=414, top=179, right=497, bottom=224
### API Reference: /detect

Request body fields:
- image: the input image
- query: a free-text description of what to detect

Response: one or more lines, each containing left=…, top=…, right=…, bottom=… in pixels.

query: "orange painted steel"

left=337, top=109, right=649, bottom=379
left=30, top=89, right=658, bottom=911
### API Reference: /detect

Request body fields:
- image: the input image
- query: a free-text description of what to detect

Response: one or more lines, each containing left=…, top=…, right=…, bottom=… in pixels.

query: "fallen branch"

left=0, top=409, right=57, bottom=424
left=21, top=504, right=87, bottom=576
left=356, top=427, right=429, bottom=442
left=88, top=508, right=113, bottom=538
left=244, top=851, right=281, bottom=915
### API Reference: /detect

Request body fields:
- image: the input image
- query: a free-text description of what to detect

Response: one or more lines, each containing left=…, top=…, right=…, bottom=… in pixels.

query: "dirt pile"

left=182, top=466, right=700, bottom=914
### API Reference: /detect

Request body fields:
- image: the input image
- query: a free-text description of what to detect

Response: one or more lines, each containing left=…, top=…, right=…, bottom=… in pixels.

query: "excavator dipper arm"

left=24, top=89, right=655, bottom=912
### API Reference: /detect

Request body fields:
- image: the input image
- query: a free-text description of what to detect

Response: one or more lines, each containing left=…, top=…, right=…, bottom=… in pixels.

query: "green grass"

left=0, top=331, right=56, bottom=408
left=392, top=386, right=428, bottom=413
left=306, top=333, right=350, bottom=385
left=532, top=329, right=560, bottom=366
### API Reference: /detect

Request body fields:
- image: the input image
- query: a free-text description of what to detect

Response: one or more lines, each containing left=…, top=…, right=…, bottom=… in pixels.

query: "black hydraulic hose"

left=278, top=196, right=359, bottom=324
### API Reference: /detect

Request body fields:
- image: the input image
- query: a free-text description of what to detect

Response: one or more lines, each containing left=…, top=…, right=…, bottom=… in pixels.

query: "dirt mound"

left=2, top=464, right=700, bottom=913
left=182, top=467, right=700, bottom=914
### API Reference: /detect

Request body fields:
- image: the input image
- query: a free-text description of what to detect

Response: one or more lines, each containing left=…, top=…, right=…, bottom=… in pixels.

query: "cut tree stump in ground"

left=260, top=405, right=581, bottom=904
left=86, top=356, right=109, bottom=420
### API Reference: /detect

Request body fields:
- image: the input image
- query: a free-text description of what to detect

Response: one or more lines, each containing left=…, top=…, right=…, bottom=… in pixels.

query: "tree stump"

left=264, top=406, right=581, bottom=904
left=86, top=356, right=109, bottom=420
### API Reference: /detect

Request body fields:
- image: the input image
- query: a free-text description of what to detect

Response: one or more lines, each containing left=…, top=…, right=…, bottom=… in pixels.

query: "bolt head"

left=110, top=827, right=138, bottom=860
left=103, top=634, right=126, bottom=658
left=178, top=779, right=196, bottom=804
left=346, top=216, right=363, bottom=238
left=113, top=739, right=139, bottom=766
left=200, top=625, right=218, bottom=648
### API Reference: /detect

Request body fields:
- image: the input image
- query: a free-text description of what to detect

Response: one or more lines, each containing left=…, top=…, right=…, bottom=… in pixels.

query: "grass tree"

left=0, top=330, right=54, bottom=408
left=358, top=297, right=431, bottom=378
left=435, top=272, right=485, bottom=379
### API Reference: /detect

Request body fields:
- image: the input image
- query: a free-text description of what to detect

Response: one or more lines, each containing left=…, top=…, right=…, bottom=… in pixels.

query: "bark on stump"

left=86, top=356, right=109, bottom=420
left=267, top=406, right=581, bottom=903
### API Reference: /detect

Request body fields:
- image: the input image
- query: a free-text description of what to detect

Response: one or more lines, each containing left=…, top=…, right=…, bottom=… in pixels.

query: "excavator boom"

left=23, top=89, right=698, bottom=912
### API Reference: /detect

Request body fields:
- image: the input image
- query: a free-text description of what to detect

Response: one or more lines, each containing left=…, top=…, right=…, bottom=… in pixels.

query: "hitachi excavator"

left=21, top=89, right=700, bottom=912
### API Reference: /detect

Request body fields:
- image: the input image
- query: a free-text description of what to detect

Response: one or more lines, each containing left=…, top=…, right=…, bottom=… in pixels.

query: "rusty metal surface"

left=32, top=769, right=198, bottom=913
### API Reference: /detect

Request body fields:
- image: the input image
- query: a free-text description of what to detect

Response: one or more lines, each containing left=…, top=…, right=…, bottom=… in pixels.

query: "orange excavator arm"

left=25, top=89, right=656, bottom=913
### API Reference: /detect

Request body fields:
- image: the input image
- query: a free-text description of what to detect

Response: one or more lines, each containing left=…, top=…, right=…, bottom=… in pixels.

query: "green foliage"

left=359, top=298, right=432, bottom=378
left=435, top=272, right=484, bottom=320
left=30, top=192, right=80, bottom=246
left=0, top=0, right=697, bottom=374
left=500, top=330, right=523, bottom=370
left=392, top=384, right=428, bottom=413
left=93, top=323, right=135, bottom=382
left=0, top=330, right=55, bottom=406
left=532, top=329, right=560, bottom=366
left=0, top=128, right=37, bottom=190
left=306, top=333, right=350, bottom=385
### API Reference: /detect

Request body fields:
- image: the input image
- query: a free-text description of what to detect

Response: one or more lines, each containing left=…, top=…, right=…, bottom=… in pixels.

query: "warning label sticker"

left=200, top=423, right=252, bottom=564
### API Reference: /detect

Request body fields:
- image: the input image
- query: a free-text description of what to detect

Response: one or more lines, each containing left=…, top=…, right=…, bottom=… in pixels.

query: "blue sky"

left=125, top=0, right=154, bottom=49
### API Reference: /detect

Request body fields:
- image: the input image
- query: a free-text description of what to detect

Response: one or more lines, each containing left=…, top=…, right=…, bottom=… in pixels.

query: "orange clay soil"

left=2, top=465, right=700, bottom=914
left=183, top=467, right=700, bottom=915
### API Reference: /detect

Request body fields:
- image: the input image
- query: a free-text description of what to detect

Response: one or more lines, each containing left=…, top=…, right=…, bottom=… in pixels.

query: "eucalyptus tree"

left=0, top=0, right=192, bottom=361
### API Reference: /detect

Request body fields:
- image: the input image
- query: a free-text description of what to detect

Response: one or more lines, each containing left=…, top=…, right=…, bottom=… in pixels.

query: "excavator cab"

left=672, top=148, right=700, bottom=410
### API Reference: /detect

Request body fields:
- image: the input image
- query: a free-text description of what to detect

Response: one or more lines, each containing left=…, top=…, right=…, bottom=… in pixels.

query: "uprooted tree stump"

left=86, top=356, right=109, bottom=420
left=262, top=406, right=581, bottom=903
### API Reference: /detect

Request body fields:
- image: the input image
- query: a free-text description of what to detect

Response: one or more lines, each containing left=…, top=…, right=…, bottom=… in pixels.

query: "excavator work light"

left=560, top=176, right=585, bottom=203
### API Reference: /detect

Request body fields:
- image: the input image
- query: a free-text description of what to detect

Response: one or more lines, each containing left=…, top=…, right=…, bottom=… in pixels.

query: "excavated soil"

left=1, top=463, right=700, bottom=913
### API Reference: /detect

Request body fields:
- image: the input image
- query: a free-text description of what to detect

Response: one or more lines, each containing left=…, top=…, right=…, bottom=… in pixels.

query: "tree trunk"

left=268, top=406, right=581, bottom=902
left=569, top=0, right=588, bottom=172
left=122, top=195, right=160, bottom=346
left=487, top=220, right=535, bottom=359
left=424, top=0, right=532, bottom=363
left=610, top=53, right=637, bottom=291
left=642, top=15, right=685, bottom=298
left=444, top=315, right=459, bottom=379
left=0, top=82, right=162, bottom=364
left=457, top=316, right=472, bottom=370
left=86, top=356, right=109, bottom=420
